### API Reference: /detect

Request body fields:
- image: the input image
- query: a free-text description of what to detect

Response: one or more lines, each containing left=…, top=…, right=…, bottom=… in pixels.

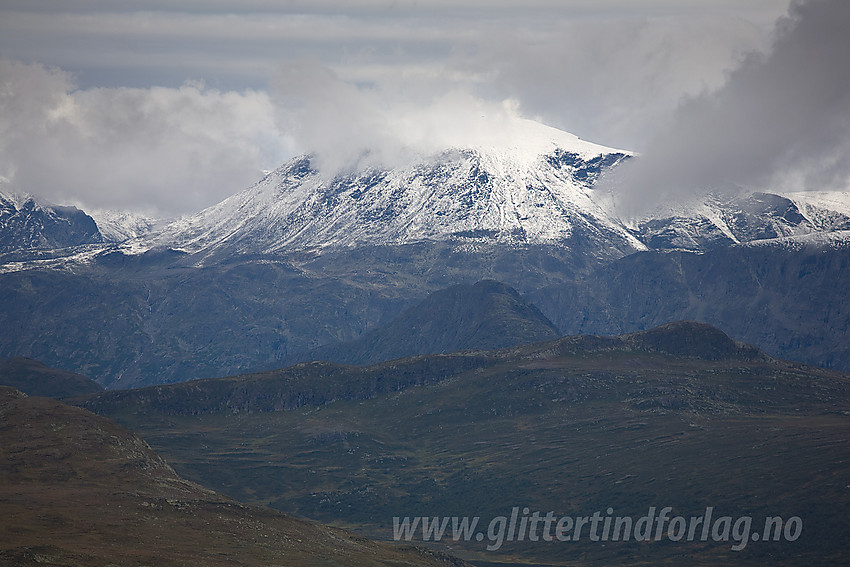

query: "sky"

left=0, top=0, right=846, bottom=216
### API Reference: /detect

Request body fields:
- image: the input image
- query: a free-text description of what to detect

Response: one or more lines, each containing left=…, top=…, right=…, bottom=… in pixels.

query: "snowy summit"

left=148, top=118, right=640, bottom=255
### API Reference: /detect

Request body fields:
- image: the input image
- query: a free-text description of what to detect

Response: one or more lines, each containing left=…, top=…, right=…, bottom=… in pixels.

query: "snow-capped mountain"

left=147, top=119, right=644, bottom=257
left=0, top=192, right=102, bottom=254
left=3, top=118, right=850, bottom=268
left=626, top=190, right=850, bottom=252
left=142, top=117, right=850, bottom=259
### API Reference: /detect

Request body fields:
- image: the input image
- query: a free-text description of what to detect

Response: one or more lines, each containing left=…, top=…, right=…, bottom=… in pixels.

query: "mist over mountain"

left=141, top=118, right=639, bottom=258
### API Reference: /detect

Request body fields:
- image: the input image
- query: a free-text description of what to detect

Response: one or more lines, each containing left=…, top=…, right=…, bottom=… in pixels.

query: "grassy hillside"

left=80, top=323, right=850, bottom=565
left=0, top=386, right=469, bottom=566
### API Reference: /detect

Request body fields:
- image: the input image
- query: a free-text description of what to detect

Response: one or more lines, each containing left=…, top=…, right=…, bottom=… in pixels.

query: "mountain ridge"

left=3, top=119, right=850, bottom=269
left=77, top=321, right=771, bottom=417
left=0, top=192, right=102, bottom=255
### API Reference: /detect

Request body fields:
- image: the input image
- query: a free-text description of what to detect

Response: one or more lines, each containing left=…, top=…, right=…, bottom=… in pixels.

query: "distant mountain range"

left=1, top=118, right=849, bottom=387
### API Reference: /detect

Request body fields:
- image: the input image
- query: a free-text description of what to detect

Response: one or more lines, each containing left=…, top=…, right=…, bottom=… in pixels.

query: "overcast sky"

left=1, top=0, right=846, bottom=216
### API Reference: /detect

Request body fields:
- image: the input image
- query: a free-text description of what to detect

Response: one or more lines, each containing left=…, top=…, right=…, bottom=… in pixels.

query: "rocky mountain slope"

left=530, top=241, right=850, bottom=370
left=2, top=239, right=850, bottom=388
left=0, top=193, right=101, bottom=254
left=629, top=190, right=850, bottom=251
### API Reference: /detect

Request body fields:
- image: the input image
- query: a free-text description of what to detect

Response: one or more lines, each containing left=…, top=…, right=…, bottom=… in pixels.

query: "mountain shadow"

left=530, top=244, right=850, bottom=371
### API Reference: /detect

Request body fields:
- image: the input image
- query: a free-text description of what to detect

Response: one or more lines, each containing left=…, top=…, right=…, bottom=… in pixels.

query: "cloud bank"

left=0, top=60, right=293, bottom=215
left=608, top=0, right=850, bottom=214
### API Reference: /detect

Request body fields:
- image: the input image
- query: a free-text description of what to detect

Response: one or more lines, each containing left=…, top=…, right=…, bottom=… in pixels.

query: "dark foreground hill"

left=0, top=386, right=468, bottom=567
left=0, top=357, right=102, bottom=398
left=78, top=322, right=850, bottom=566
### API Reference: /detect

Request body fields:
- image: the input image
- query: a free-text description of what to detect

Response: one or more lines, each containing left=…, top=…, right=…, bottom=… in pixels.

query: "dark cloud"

left=608, top=0, right=850, bottom=213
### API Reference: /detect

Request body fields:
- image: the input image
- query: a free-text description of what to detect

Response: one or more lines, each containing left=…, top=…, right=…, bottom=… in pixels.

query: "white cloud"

left=270, top=59, right=562, bottom=176
left=0, top=60, right=294, bottom=215
left=458, top=13, right=776, bottom=149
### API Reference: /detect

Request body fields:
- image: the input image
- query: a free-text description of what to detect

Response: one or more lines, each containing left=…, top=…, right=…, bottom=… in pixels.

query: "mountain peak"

left=146, top=120, right=639, bottom=256
left=0, top=191, right=102, bottom=253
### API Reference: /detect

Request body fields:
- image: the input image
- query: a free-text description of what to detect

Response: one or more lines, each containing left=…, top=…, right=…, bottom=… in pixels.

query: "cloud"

left=271, top=59, right=407, bottom=175
left=471, top=13, right=773, bottom=149
left=0, top=2, right=795, bottom=215
left=0, top=59, right=294, bottom=215
left=271, top=58, right=554, bottom=175
left=606, top=0, right=850, bottom=214
left=263, top=6, right=783, bottom=177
